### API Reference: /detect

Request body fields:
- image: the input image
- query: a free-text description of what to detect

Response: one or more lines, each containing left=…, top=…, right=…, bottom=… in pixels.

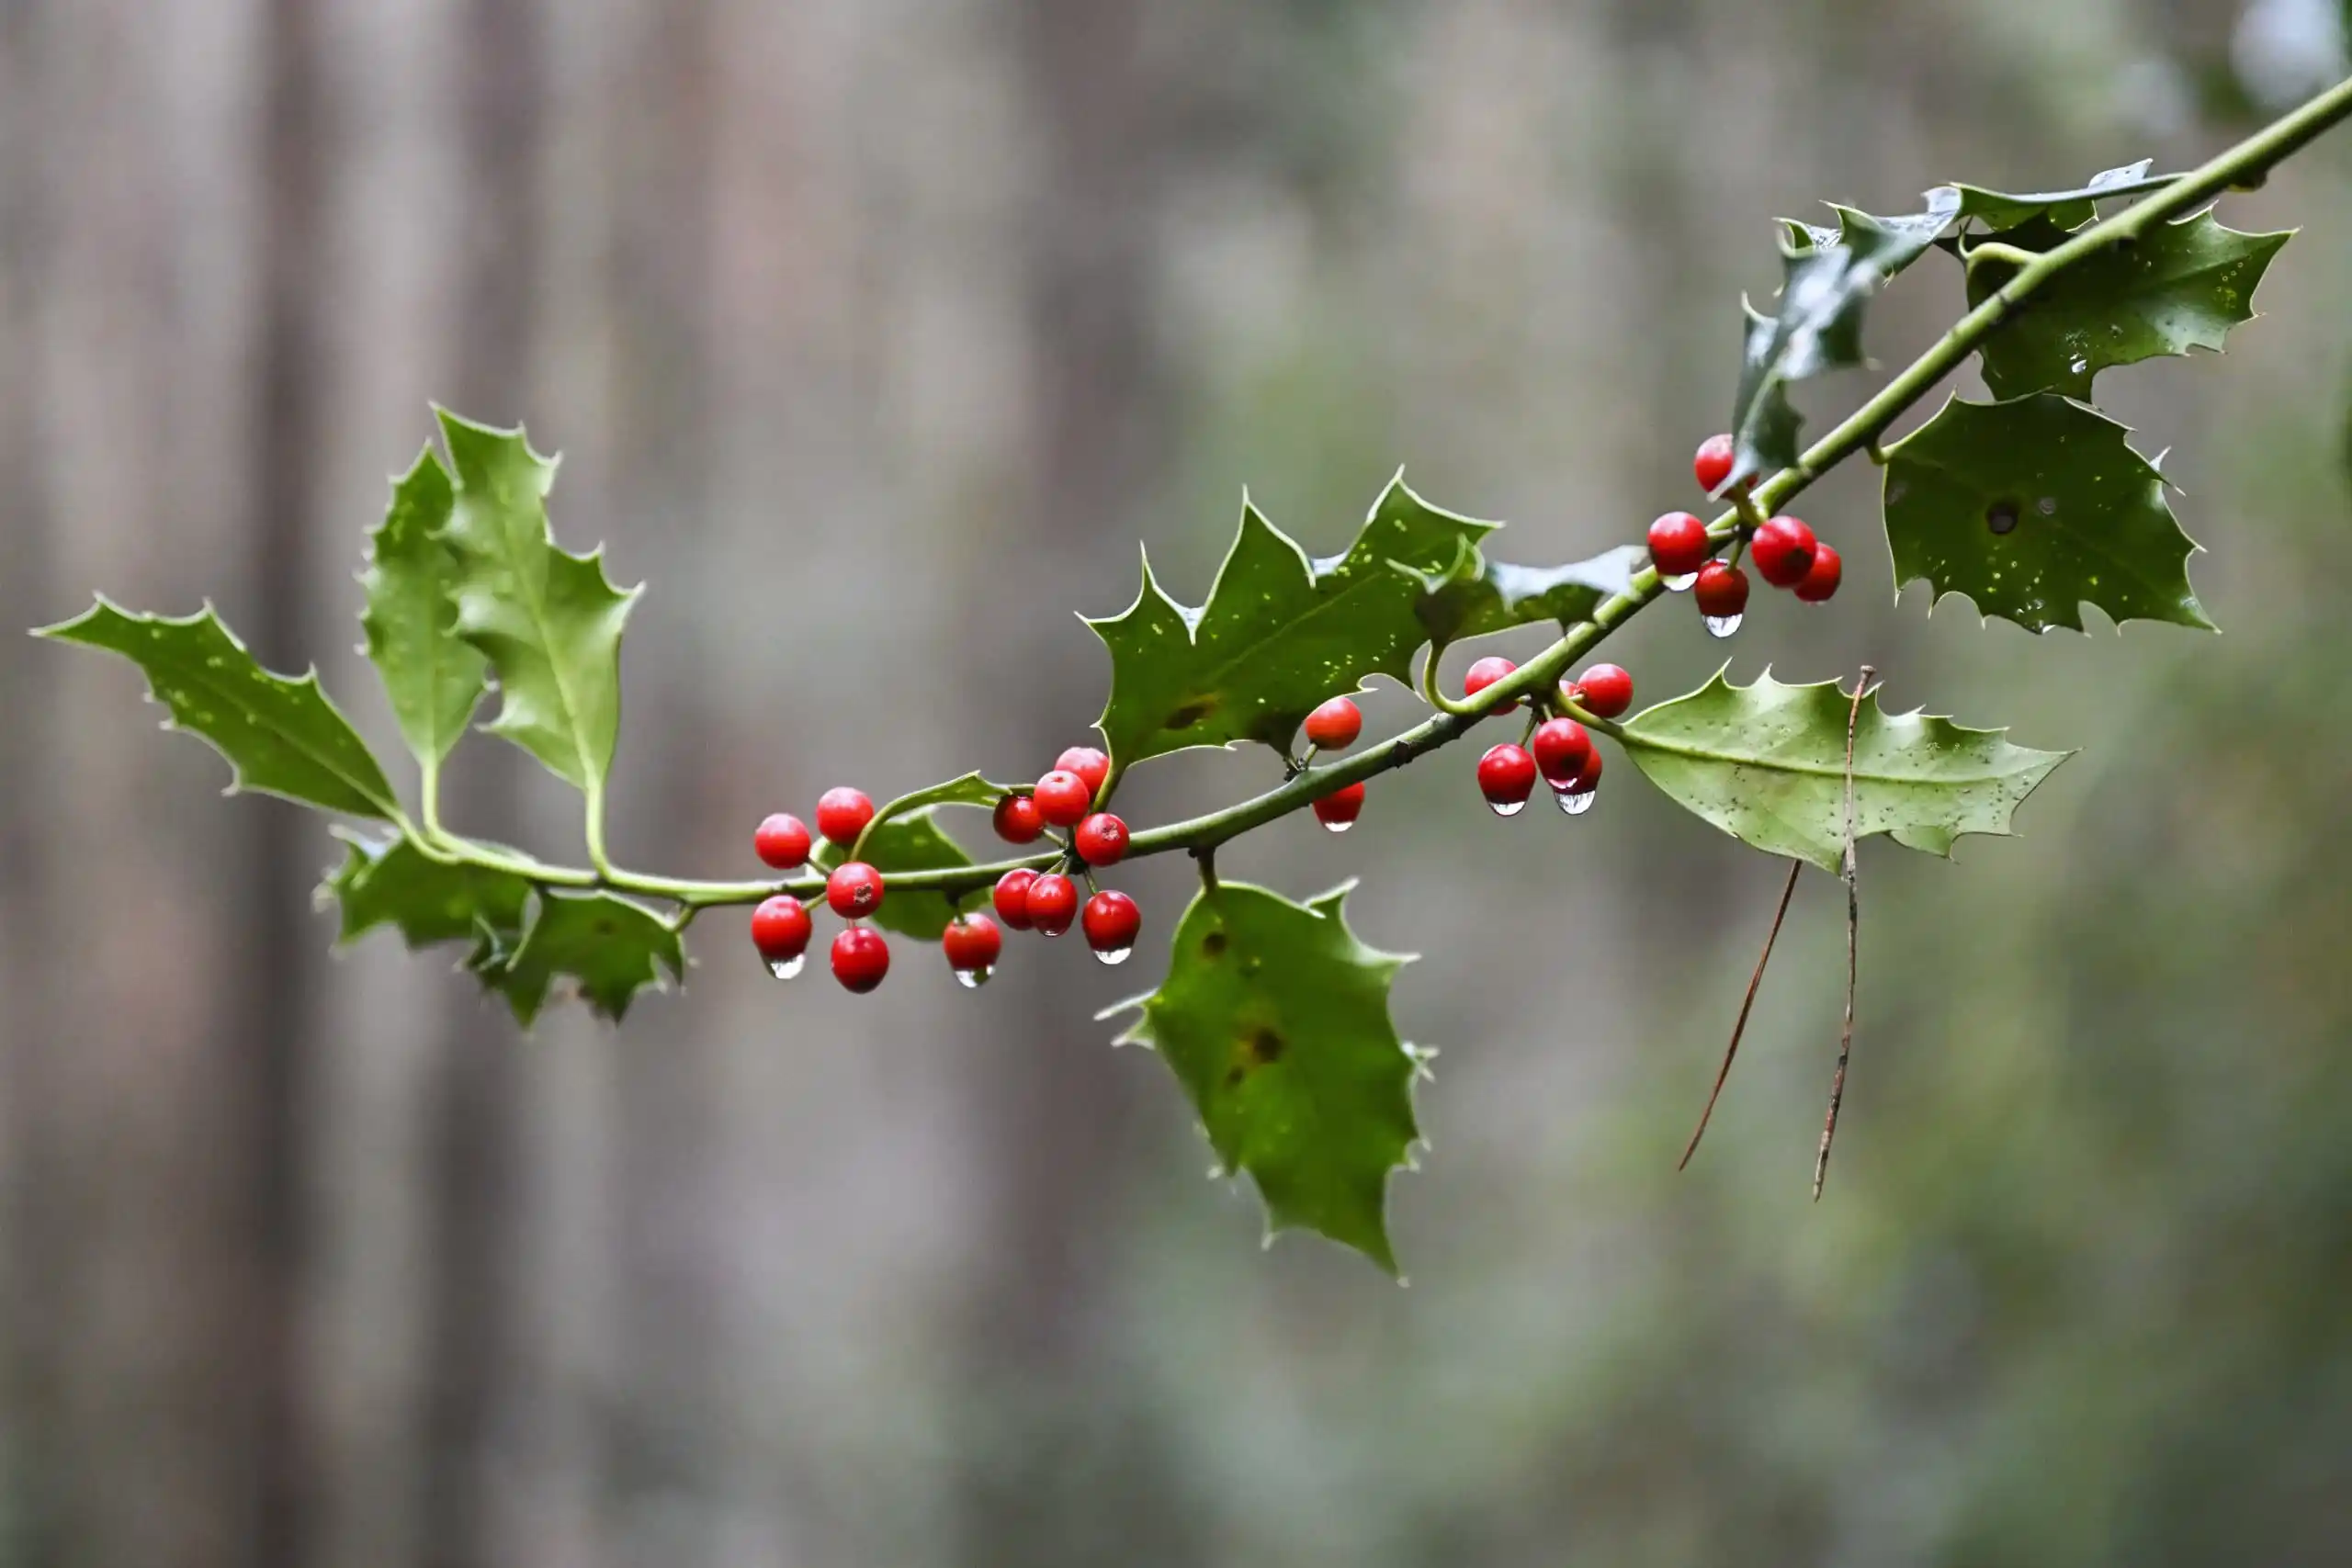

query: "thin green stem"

left=1960, top=241, right=2040, bottom=274
left=390, top=79, right=2352, bottom=917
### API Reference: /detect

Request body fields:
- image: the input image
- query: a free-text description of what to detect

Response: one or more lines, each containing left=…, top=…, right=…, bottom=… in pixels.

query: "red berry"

left=1032, top=769, right=1092, bottom=828
left=831, top=927, right=890, bottom=994
left=1082, top=890, right=1142, bottom=960
left=825, top=861, right=885, bottom=919
left=992, top=793, right=1045, bottom=844
left=1303, top=695, right=1363, bottom=750
left=1795, top=542, right=1843, bottom=604
left=753, top=812, right=812, bottom=870
left=1055, top=746, right=1110, bottom=796
left=1312, top=779, right=1366, bottom=830
left=1566, top=744, right=1603, bottom=795
left=815, top=786, right=874, bottom=847
left=1530, top=718, right=1592, bottom=788
left=1477, top=742, right=1538, bottom=810
left=1464, top=655, right=1520, bottom=715
left=1074, top=812, right=1129, bottom=865
left=1694, top=561, right=1750, bottom=619
left=942, top=912, right=1002, bottom=976
left=1573, top=663, right=1634, bottom=718
left=1750, top=515, right=1817, bottom=589
left=1693, top=433, right=1737, bottom=496
left=992, top=868, right=1037, bottom=930
left=1024, top=872, right=1079, bottom=937
left=750, top=895, right=812, bottom=965
left=1647, top=511, right=1711, bottom=579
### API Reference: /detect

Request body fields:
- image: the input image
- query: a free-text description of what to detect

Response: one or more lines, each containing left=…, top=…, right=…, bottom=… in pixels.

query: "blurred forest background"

left=5, top=0, right=2352, bottom=1563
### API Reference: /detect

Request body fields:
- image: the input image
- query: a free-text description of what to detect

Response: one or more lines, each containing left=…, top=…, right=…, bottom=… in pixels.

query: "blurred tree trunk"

left=951, top=1, right=1194, bottom=1562
left=0, top=0, right=63, bottom=1558
left=413, top=3, right=548, bottom=1564
left=241, top=0, right=334, bottom=1559
left=596, top=0, right=729, bottom=1548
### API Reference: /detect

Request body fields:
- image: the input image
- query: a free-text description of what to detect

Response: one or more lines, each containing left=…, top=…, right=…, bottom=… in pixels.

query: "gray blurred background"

left=6, top=0, right=2352, bottom=1564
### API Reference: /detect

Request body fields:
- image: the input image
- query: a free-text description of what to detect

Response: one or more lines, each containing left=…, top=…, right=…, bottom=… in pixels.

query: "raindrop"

left=1555, top=786, right=1597, bottom=816
left=2067, top=355, right=2088, bottom=376
left=954, top=965, right=992, bottom=989
left=1321, top=818, right=1353, bottom=834
left=1093, top=945, right=1133, bottom=967
left=2036, top=496, right=2057, bottom=515
left=766, top=954, right=805, bottom=981
left=1487, top=798, right=1527, bottom=818
left=1986, top=499, right=2020, bottom=535
left=1661, top=572, right=1697, bottom=592
left=1704, top=613, right=1743, bottom=638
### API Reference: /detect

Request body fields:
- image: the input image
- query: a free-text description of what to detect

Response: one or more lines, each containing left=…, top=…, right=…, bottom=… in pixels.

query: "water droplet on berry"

left=766, top=954, right=805, bottom=981
left=1560, top=786, right=1597, bottom=816
left=1662, top=572, right=1696, bottom=592
left=953, top=965, right=992, bottom=989
left=1093, top=944, right=1133, bottom=966
left=1487, top=797, right=1526, bottom=818
left=1321, top=818, right=1353, bottom=834
left=1704, top=613, right=1743, bottom=638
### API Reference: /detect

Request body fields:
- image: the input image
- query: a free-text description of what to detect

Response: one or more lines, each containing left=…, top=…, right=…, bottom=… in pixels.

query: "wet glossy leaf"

left=359, top=446, right=487, bottom=774
left=436, top=411, right=640, bottom=795
left=1883, top=393, right=2213, bottom=633
left=322, top=830, right=531, bottom=949
left=1724, top=189, right=1961, bottom=491
left=39, top=600, right=398, bottom=818
left=1087, top=478, right=1497, bottom=769
left=1619, top=666, right=2070, bottom=874
left=474, top=889, right=683, bottom=1025
left=1397, top=538, right=1645, bottom=650
left=1964, top=211, right=2289, bottom=399
left=1106, top=880, right=1424, bottom=1273
left=1947, top=158, right=2156, bottom=233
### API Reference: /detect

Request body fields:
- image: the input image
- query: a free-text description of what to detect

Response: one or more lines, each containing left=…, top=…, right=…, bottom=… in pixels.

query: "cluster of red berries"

left=1647, top=434, right=1841, bottom=636
left=747, top=429, right=1854, bottom=992
left=1460, top=657, right=1624, bottom=817
left=744, top=746, right=1145, bottom=994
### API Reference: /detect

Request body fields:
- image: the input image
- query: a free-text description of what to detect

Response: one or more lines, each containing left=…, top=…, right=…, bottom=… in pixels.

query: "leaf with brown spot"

left=1106, top=880, right=1424, bottom=1273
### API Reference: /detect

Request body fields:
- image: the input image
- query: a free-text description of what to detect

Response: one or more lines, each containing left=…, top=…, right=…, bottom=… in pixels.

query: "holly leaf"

left=1618, top=666, right=2070, bottom=874
left=435, top=410, right=640, bottom=795
left=1105, top=880, right=1425, bottom=1274
left=38, top=600, right=398, bottom=818
left=322, top=830, right=530, bottom=948
left=1963, top=211, right=2289, bottom=399
left=1087, top=478, right=1498, bottom=770
left=473, top=890, right=683, bottom=1026
left=1947, top=158, right=2154, bottom=234
left=869, top=772, right=1022, bottom=818
left=813, top=807, right=974, bottom=941
left=1396, top=537, right=1645, bottom=650
left=1883, top=392, right=2213, bottom=633
left=360, top=446, right=487, bottom=775
left=1724, top=188, right=1961, bottom=492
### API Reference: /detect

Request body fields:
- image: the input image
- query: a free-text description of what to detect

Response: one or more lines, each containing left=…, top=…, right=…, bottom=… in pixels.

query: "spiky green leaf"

left=1087, top=479, right=1497, bottom=770
left=435, top=411, right=639, bottom=795
left=1107, top=880, right=1423, bottom=1273
left=39, top=600, right=397, bottom=818
left=813, top=807, right=975, bottom=941
left=474, top=890, right=683, bottom=1025
left=1397, top=537, right=1644, bottom=650
left=1618, top=667, right=2070, bottom=874
left=1947, top=159, right=2155, bottom=233
left=1883, top=393, right=2212, bottom=633
left=323, top=830, right=530, bottom=949
left=1724, top=189, right=1960, bottom=491
left=360, top=446, right=488, bottom=773
left=1963, top=211, right=2289, bottom=399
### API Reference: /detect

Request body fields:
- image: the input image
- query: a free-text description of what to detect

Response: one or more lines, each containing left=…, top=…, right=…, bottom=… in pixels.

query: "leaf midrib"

left=1622, top=726, right=2041, bottom=786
